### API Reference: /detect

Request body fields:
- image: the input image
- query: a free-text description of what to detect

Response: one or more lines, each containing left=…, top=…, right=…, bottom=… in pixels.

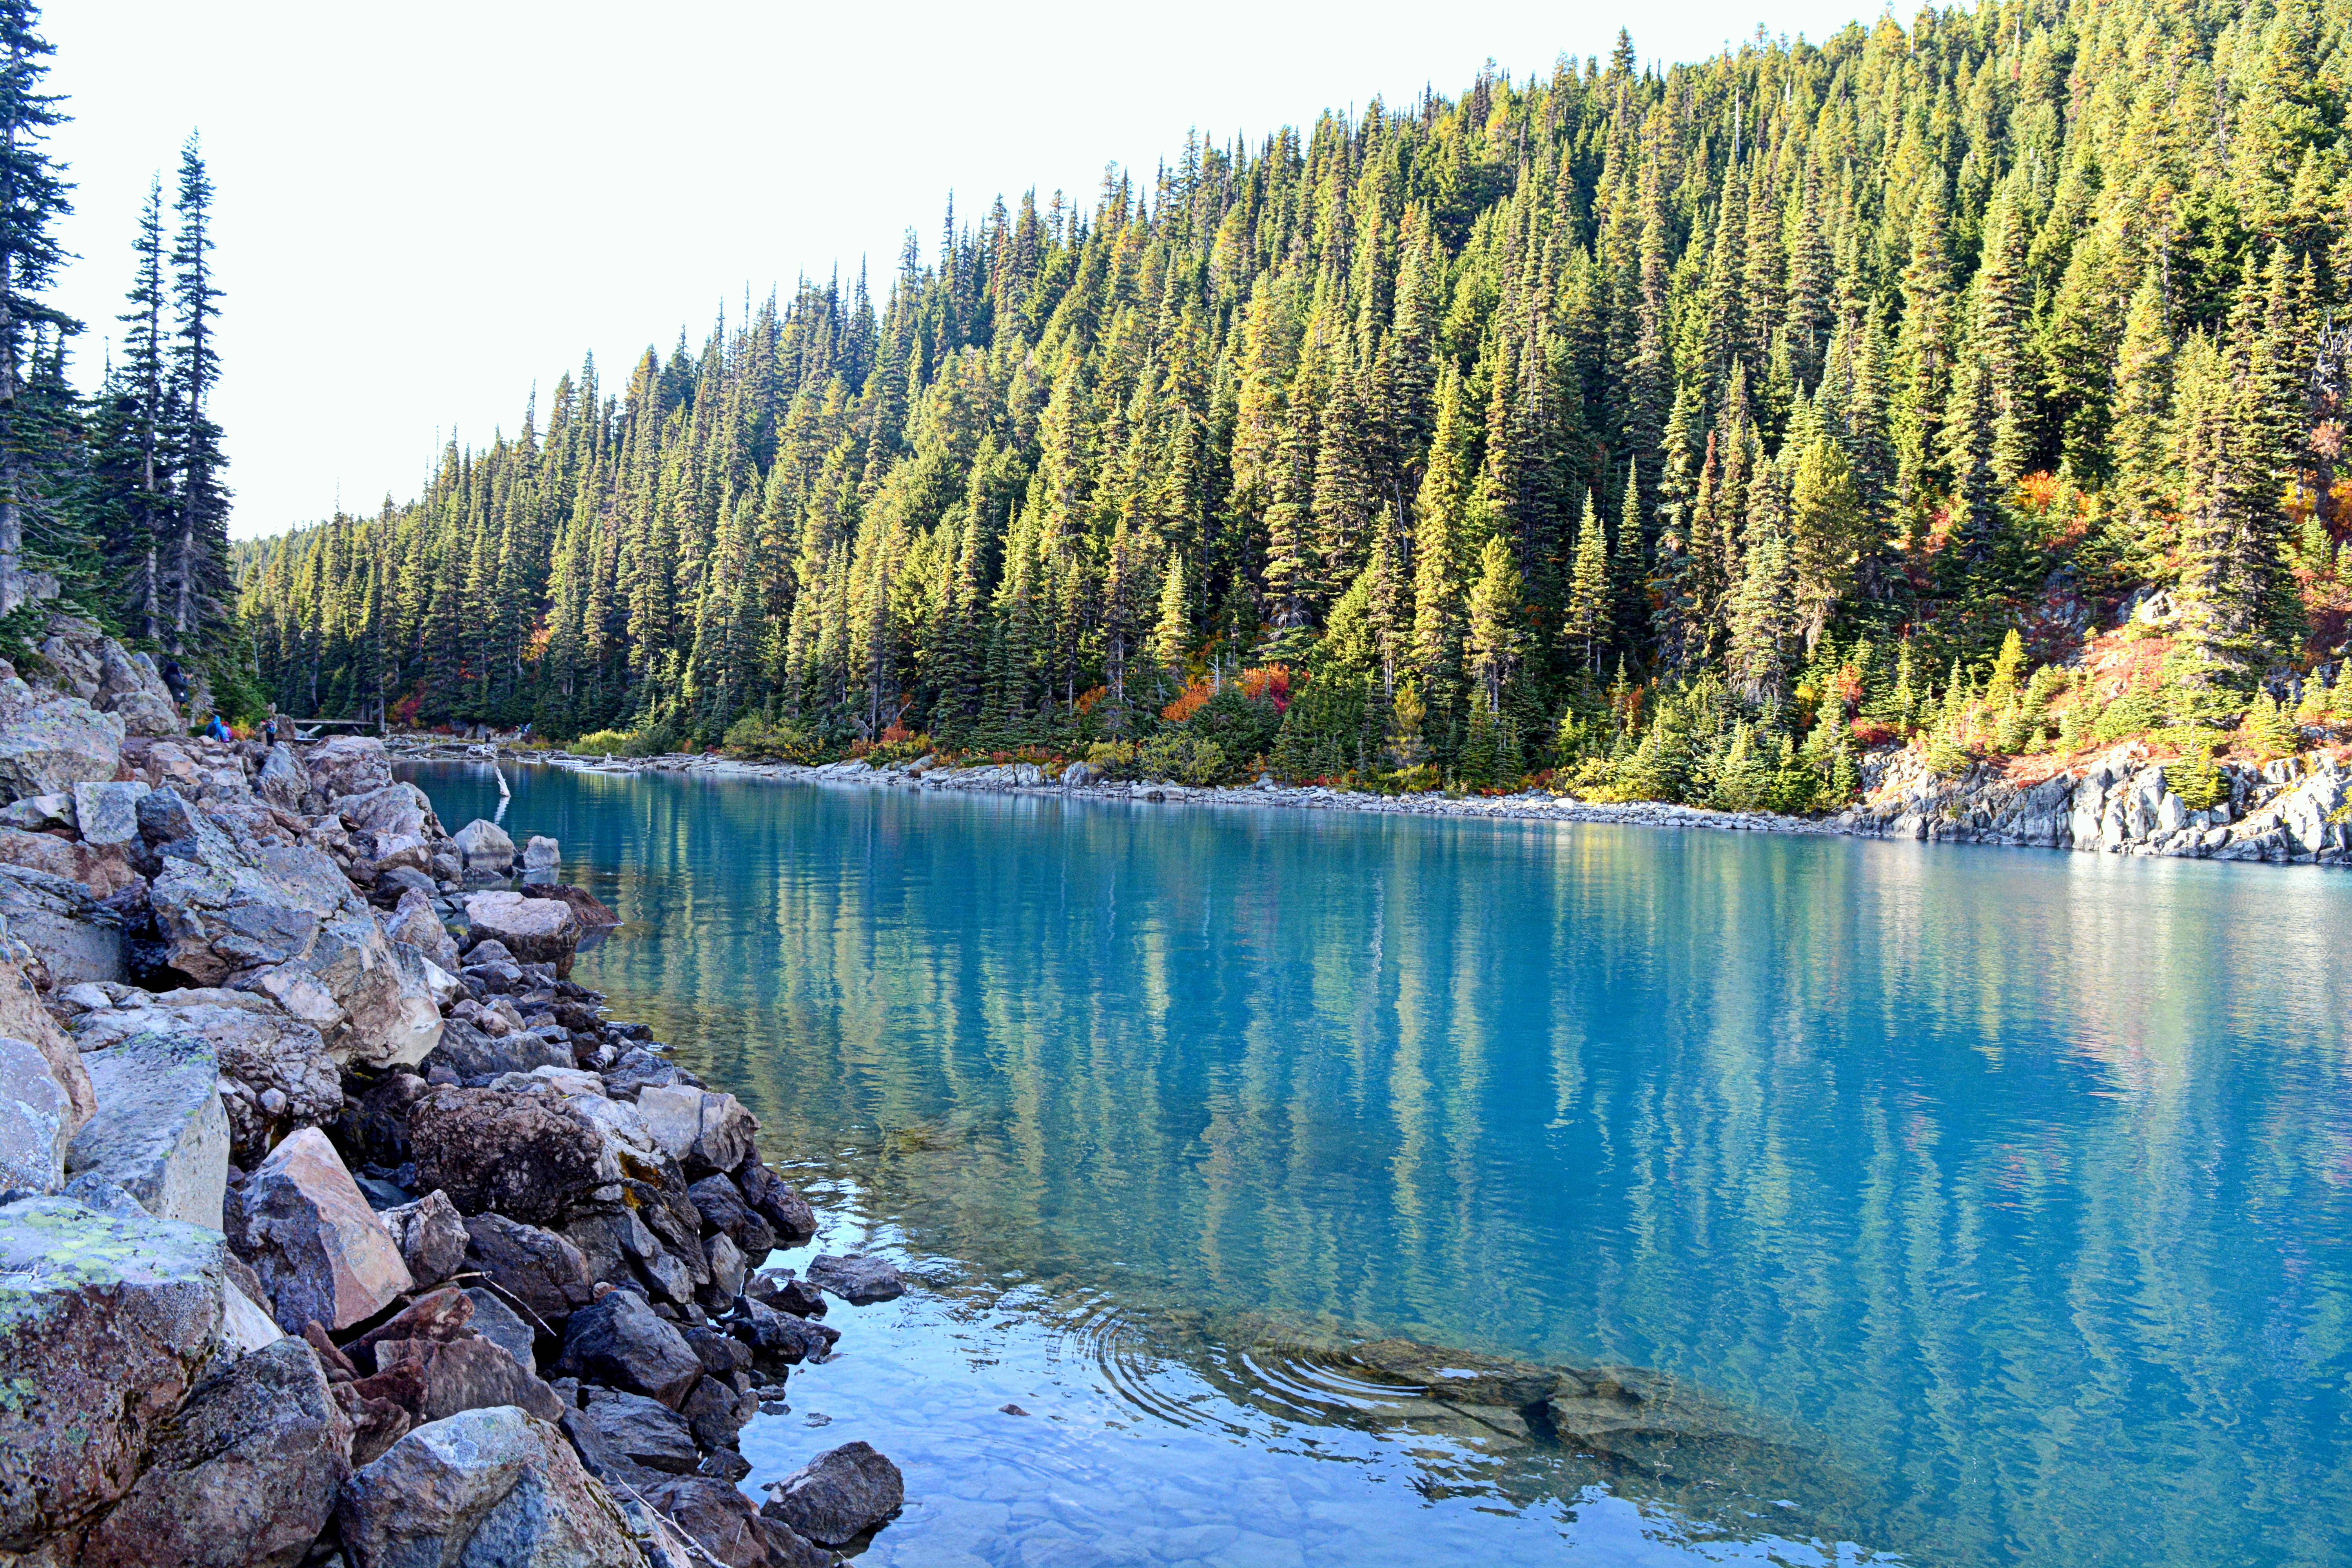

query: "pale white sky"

left=47, top=1, right=1886, bottom=538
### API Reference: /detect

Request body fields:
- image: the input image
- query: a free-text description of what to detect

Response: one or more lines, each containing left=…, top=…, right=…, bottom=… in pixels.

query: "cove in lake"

left=408, top=760, right=2352, bottom=1568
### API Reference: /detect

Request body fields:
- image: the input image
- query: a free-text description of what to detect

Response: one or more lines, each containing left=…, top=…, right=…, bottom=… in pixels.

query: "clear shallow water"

left=407, top=761, right=2352, bottom=1568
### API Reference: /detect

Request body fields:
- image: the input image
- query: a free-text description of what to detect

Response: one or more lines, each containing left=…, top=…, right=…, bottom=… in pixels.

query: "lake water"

left=405, top=760, right=2352, bottom=1568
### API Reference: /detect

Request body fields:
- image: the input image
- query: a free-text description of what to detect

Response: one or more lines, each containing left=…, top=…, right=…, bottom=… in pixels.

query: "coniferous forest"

left=0, top=3, right=238, bottom=689
left=242, top=0, right=2352, bottom=804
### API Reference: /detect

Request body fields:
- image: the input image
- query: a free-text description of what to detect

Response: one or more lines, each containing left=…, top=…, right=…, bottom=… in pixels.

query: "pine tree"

left=161, top=134, right=229, bottom=655
left=1562, top=488, right=1610, bottom=673
left=1465, top=533, right=1522, bottom=713
left=0, top=0, right=74, bottom=614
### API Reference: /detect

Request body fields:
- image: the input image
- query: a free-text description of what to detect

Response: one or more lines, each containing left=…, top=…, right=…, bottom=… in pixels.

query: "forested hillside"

left=242, top=0, right=2352, bottom=801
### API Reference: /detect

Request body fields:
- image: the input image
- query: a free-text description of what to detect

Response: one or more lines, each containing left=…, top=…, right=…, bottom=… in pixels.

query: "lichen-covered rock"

left=0, top=668, right=124, bottom=805
left=74, top=1337, right=352, bottom=1568
left=145, top=804, right=440, bottom=1068
left=334, top=1405, right=636, bottom=1568
left=70, top=781, right=149, bottom=849
left=555, top=1287, right=703, bottom=1407
left=635, top=1085, right=756, bottom=1178
left=225, top=1127, right=414, bottom=1331
left=408, top=1087, right=622, bottom=1226
left=0, top=864, right=124, bottom=988
left=462, top=891, right=580, bottom=975
left=454, top=819, right=515, bottom=876
left=302, top=735, right=393, bottom=809
left=65, top=1029, right=229, bottom=1227
left=0, top=1034, right=70, bottom=1192
left=0, top=1196, right=226, bottom=1553
left=760, top=1441, right=904, bottom=1548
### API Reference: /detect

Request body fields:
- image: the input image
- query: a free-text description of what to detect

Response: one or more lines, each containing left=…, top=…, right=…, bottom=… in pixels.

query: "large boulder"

left=463, top=892, right=580, bottom=976
left=735, top=1158, right=817, bottom=1243
left=339, top=783, right=441, bottom=880
left=686, top=1174, right=776, bottom=1259
left=0, top=864, right=124, bottom=987
left=302, top=735, right=393, bottom=808
left=635, top=1085, right=757, bottom=1178
left=0, top=1196, right=226, bottom=1553
left=225, top=1126, right=414, bottom=1331
left=522, top=835, right=559, bottom=872
left=0, top=666, right=124, bottom=805
left=408, top=1087, right=623, bottom=1227
left=72, top=987, right=343, bottom=1168
left=74, top=1337, right=352, bottom=1568
left=760, top=1441, right=904, bottom=1548
left=382, top=887, right=461, bottom=973
left=334, top=1405, right=637, bottom=1568
left=555, top=1287, right=703, bottom=1407
left=0, top=1034, right=70, bottom=1192
left=454, top=819, right=515, bottom=876
left=65, top=1029, right=229, bottom=1227
left=534, top=883, right=621, bottom=929
left=144, top=796, right=441, bottom=1068
left=36, top=622, right=180, bottom=739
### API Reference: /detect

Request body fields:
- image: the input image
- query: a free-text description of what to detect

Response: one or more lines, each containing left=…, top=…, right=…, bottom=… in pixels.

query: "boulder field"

left=0, top=613, right=904, bottom=1568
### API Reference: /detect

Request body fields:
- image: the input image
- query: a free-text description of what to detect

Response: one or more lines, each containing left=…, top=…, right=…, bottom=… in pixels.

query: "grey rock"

left=0, top=672, right=124, bottom=804
left=639, top=1476, right=781, bottom=1568
left=635, top=1084, right=757, bottom=1178
left=561, top=1384, right=701, bottom=1483
left=0, top=864, right=124, bottom=988
left=92, top=641, right=181, bottom=737
left=73, top=989, right=343, bottom=1168
left=733, top=1296, right=836, bottom=1366
left=425, top=1016, right=569, bottom=1082
left=70, top=780, right=150, bottom=848
left=335, top=1404, right=636, bottom=1568
left=66, top=1029, right=229, bottom=1227
left=522, top=835, right=560, bottom=871
left=555, top=1286, right=703, bottom=1407
left=225, top=1126, right=414, bottom=1332
left=0, top=1195, right=226, bottom=1552
left=454, top=819, right=515, bottom=875
left=380, top=1188, right=470, bottom=1288
left=462, top=1212, right=596, bottom=1326
left=805, top=1253, right=906, bottom=1307
left=463, top=892, right=579, bottom=976
left=0, top=824, right=136, bottom=897
left=679, top=1371, right=754, bottom=1450
left=74, top=1337, right=353, bottom=1568
left=686, top=1172, right=776, bottom=1258
left=0, top=791, right=72, bottom=831
left=0, top=1033, right=70, bottom=1192
left=382, top=886, right=461, bottom=973
left=734, top=1158, right=817, bottom=1242
left=462, top=1285, right=538, bottom=1372
left=760, top=1441, right=904, bottom=1547
left=701, top=1233, right=746, bottom=1309
left=256, top=743, right=309, bottom=811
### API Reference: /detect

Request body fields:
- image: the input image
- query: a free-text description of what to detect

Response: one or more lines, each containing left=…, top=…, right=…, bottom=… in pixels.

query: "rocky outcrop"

left=1840, top=747, right=2352, bottom=863
left=65, top=1029, right=230, bottom=1227
left=0, top=1196, right=227, bottom=1553
left=34, top=617, right=182, bottom=739
left=225, top=1127, right=414, bottom=1331
left=303, top=735, right=394, bottom=811
left=334, top=1405, right=638, bottom=1568
left=73, top=1337, right=353, bottom=1568
left=0, top=865, right=124, bottom=987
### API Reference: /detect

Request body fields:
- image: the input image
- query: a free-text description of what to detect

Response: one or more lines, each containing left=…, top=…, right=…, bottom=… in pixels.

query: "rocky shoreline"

left=400, top=733, right=2352, bottom=867
left=0, top=618, right=905, bottom=1568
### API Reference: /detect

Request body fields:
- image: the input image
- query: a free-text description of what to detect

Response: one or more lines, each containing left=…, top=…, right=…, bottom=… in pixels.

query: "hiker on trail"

left=206, top=713, right=232, bottom=742
left=160, top=659, right=189, bottom=706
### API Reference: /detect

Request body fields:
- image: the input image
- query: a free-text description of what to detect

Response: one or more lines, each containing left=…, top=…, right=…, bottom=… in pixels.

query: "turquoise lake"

left=406, top=761, right=2352, bottom=1568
